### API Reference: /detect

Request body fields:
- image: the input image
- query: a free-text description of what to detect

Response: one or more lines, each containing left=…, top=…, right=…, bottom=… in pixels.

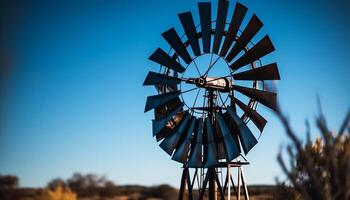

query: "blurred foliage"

left=274, top=181, right=301, bottom=200
left=0, top=175, right=19, bottom=189
left=0, top=183, right=76, bottom=200
left=47, top=178, right=67, bottom=190
left=47, top=173, right=177, bottom=199
left=275, top=104, right=350, bottom=200
left=0, top=172, right=177, bottom=200
left=0, top=175, right=19, bottom=200
left=141, top=184, right=177, bottom=200
left=66, top=173, right=108, bottom=197
left=35, top=185, right=76, bottom=200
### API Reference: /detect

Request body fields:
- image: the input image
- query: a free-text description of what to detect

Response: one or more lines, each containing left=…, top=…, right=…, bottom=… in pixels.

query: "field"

left=1, top=185, right=277, bottom=200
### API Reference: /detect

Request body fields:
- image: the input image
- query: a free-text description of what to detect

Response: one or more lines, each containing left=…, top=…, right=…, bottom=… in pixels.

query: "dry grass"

left=275, top=102, right=350, bottom=200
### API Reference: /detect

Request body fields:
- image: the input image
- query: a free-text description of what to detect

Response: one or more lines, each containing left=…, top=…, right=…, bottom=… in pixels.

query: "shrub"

left=0, top=175, right=19, bottom=189
left=36, top=185, right=77, bottom=200
left=275, top=104, right=350, bottom=200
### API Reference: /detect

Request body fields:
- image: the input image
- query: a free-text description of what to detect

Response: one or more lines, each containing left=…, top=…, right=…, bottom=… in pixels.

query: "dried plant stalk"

left=275, top=105, right=350, bottom=200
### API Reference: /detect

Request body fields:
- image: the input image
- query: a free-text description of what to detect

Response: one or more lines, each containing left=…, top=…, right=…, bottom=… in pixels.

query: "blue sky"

left=0, top=0, right=349, bottom=188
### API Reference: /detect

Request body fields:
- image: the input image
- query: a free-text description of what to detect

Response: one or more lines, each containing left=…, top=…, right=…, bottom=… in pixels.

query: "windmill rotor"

left=144, top=0, right=280, bottom=169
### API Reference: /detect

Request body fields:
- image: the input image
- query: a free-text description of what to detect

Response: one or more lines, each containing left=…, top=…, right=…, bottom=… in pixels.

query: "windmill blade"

left=149, top=48, right=186, bottom=73
left=198, top=2, right=211, bottom=53
left=154, top=97, right=182, bottom=120
left=152, top=103, right=184, bottom=136
left=154, top=84, right=177, bottom=95
left=214, top=125, right=226, bottom=160
left=159, top=113, right=191, bottom=155
left=172, top=117, right=196, bottom=163
left=223, top=112, right=241, bottom=147
left=179, top=12, right=201, bottom=56
left=216, top=112, right=240, bottom=161
left=226, top=106, right=257, bottom=155
left=220, top=2, right=248, bottom=57
left=216, top=139, right=227, bottom=160
left=204, top=118, right=218, bottom=167
left=232, top=63, right=280, bottom=80
left=230, top=35, right=275, bottom=70
left=232, top=97, right=267, bottom=132
left=233, top=85, right=277, bottom=111
left=188, top=118, right=204, bottom=168
left=162, top=28, right=192, bottom=64
left=143, top=72, right=181, bottom=86
left=226, top=15, right=263, bottom=62
left=145, top=91, right=181, bottom=113
left=156, top=111, right=185, bottom=141
left=212, top=0, right=229, bottom=54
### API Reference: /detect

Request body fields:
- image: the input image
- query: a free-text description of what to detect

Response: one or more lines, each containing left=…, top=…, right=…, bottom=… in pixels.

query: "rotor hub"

left=185, top=76, right=232, bottom=92
left=197, top=77, right=206, bottom=87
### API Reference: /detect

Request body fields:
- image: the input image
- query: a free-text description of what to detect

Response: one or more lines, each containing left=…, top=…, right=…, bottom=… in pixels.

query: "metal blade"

left=198, top=2, right=211, bottom=53
left=204, top=118, right=218, bottom=167
left=149, top=48, right=186, bottom=73
left=230, top=35, right=275, bottom=70
left=216, top=112, right=240, bottom=161
left=145, top=91, right=181, bottom=112
left=223, top=112, right=241, bottom=149
left=230, top=89, right=238, bottom=111
left=232, top=63, right=280, bottom=80
left=159, top=113, right=191, bottom=155
left=179, top=12, right=201, bottom=56
left=156, top=110, right=185, bottom=141
left=232, top=97, right=267, bottom=132
left=216, top=139, right=226, bottom=160
left=214, top=125, right=226, bottom=160
left=188, top=118, right=204, bottom=168
left=212, top=0, right=229, bottom=54
left=172, top=116, right=196, bottom=163
left=233, top=85, right=277, bottom=111
left=143, top=72, right=181, bottom=86
left=154, top=97, right=182, bottom=120
left=152, top=103, right=184, bottom=136
left=220, top=2, right=248, bottom=57
left=226, top=106, right=258, bottom=155
left=162, top=28, right=192, bottom=64
left=226, top=15, right=263, bottom=62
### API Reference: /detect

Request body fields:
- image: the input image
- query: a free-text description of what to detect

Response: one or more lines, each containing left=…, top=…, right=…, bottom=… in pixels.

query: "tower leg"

left=208, top=168, right=216, bottom=200
left=199, top=170, right=210, bottom=200
left=240, top=167, right=249, bottom=200
left=178, top=167, right=192, bottom=200
left=227, top=165, right=231, bottom=200
left=237, top=167, right=241, bottom=200
left=179, top=163, right=249, bottom=200
left=213, top=170, right=225, bottom=200
left=230, top=175, right=238, bottom=197
left=178, top=167, right=187, bottom=200
left=186, top=168, right=193, bottom=200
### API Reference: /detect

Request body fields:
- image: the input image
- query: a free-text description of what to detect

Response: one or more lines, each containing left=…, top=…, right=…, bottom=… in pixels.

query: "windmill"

left=144, top=0, right=280, bottom=199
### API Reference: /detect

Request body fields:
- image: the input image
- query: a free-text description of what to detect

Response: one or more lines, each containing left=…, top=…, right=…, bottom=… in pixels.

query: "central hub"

left=179, top=53, right=233, bottom=115
left=185, top=77, right=232, bottom=92
left=197, top=77, right=206, bottom=87
left=204, top=77, right=231, bottom=91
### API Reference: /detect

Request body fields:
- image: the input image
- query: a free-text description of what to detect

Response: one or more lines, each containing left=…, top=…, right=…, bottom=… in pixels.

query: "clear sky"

left=0, top=0, right=349, bottom=188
